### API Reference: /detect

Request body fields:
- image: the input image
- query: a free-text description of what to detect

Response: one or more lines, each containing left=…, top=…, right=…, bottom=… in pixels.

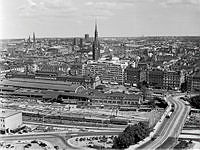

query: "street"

left=138, top=94, right=191, bottom=150
left=0, top=130, right=121, bottom=149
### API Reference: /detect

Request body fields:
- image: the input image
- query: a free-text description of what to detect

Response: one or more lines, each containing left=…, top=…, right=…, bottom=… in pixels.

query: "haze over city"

left=1, top=0, right=200, bottom=39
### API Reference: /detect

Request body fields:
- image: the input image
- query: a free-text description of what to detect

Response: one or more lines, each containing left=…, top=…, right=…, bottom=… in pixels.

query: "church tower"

left=92, top=21, right=100, bottom=61
left=33, top=32, right=36, bottom=44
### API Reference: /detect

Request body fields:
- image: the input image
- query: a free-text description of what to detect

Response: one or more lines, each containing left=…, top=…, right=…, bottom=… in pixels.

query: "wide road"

left=0, top=130, right=121, bottom=149
left=138, top=94, right=191, bottom=150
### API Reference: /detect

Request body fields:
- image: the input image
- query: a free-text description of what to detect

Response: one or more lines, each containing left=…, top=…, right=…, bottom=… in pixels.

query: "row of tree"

left=112, top=122, right=150, bottom=149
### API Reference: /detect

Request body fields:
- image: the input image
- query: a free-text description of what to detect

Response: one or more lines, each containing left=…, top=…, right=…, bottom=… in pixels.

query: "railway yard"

left=0, top=95, right=163, bottom=129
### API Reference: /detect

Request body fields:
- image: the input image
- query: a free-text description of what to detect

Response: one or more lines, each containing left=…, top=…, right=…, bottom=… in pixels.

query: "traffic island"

left=67, top=135, right=117, bottom=149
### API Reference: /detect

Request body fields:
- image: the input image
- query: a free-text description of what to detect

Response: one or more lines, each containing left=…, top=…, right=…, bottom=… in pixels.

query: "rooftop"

left=0, top=109, right=21, bottom=118
left=0, top=78, right=83, bottom=92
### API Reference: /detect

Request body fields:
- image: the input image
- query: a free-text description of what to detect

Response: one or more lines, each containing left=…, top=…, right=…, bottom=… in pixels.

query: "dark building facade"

left=148, top=69, right=164, bottom=89
left=73, top=38, right=79, bottom=46
left=85, top=34, right=89, bottom=41
left=124, top=65, right=146, bottom=86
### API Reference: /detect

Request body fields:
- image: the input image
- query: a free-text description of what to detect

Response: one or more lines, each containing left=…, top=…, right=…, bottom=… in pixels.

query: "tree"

left=153, top=97, right=168, bottom=108
left=188, top=95, right=200, bottom=109
left=112, top=122, right=150, bottom=149
left=180, top=82, right=187, bottom=93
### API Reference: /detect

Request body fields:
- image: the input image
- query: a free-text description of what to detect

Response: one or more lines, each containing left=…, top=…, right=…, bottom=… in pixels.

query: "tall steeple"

left=94, top=20, right=98, bottom=41
left=33, top=32, right=36, bottom=44
left=92, top=20, right=100, bottom=61
left=28, top=35, right=31, bottom=44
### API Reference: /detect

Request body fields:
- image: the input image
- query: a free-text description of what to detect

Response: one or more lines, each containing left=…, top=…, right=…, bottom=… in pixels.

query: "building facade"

left=82, top=59, right=128, bottom=85
left=124, top=65, right=146, bottom=86
left=88, top=92, right=143, bottom=107
left=163, top=71, right=182, bottom=90
left=148, top=69, right=164, bottom=89
left=187, top=71, right=200, bottom=92
left=0, top=109, right=22, bottom=133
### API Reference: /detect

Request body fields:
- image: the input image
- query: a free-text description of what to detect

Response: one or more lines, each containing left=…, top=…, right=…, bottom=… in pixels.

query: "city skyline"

left=1, top=0, right=200, bottom=39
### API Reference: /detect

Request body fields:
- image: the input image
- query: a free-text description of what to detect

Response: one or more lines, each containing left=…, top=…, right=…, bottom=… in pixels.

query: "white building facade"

left=0, top=109, right=22, bottom=133
left=82, top=58, right=129, bottom=85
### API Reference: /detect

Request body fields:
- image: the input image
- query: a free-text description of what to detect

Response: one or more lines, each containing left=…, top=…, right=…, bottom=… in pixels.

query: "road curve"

left=138, top=94, right=190, bottom=150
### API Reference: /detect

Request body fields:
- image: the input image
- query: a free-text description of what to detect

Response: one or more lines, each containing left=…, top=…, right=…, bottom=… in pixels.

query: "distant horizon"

left=1, top=35, right=200, bottom=40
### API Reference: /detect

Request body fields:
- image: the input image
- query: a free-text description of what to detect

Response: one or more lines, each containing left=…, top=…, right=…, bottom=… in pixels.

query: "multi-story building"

left=163, top=71, right=183, bottom=90
left=0, top=109, right=22, bottom=133
left=82, top=58, right=128, bottom=85
left=124, top=65, right=146, bottom=86
left=138, top=62, right=149, bottom=70
left=38, top=63, right=68, bottom=74
left=187, top=71, right=200, bottom=92
left=148, top=69, right=164, bottom=89
left=84, top=34, right=90, bottom=42
left=73, top=38, right=79, bottom=46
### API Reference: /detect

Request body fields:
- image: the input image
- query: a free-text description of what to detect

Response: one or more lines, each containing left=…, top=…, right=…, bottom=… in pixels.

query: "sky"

left=0, top=0, right=200, bottom=39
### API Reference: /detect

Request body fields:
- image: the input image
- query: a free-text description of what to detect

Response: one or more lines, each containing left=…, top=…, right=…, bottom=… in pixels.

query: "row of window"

left=93, top=99, right=138, bottom=105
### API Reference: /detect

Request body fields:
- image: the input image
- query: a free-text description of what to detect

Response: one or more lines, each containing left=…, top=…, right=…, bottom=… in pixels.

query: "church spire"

left=33, top=32, right=36, bottom=44
left=94, top=20, right=98, bottom=41
left=92, top=20, right=100, bottom=61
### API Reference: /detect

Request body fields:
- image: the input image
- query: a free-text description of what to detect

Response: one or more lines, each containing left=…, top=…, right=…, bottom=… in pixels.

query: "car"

left=24, top=145, right=29, bottom=148
left=31, top=140, right=38, bottom=144
left=6, top=144, right=11, bottom=148
left=88, top=141, right=93, bottom=144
